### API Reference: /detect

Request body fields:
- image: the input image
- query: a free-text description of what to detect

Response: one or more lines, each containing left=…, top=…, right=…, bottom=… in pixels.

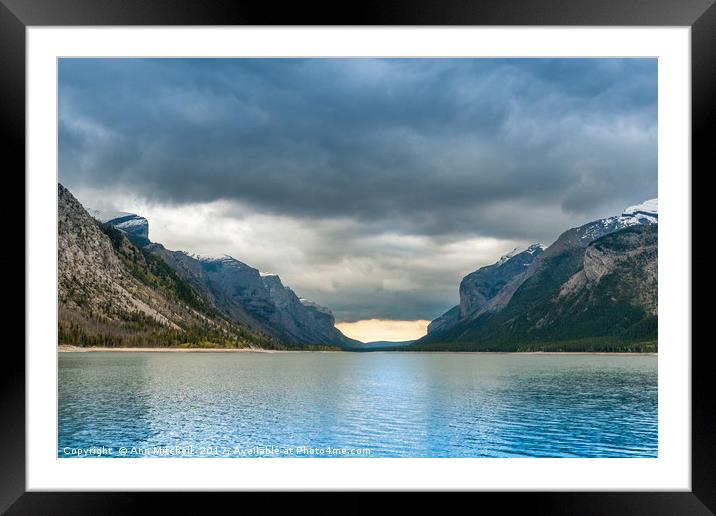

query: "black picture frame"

left=3, top=0, right=712, bottom=513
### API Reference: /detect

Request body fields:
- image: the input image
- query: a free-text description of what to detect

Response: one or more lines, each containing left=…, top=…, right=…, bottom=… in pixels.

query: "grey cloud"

left=60, top=58, right=657, bottom=322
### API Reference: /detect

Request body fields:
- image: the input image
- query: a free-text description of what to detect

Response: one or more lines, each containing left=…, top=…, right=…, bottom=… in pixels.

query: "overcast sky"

left=59, top=58, right=657, bottom=335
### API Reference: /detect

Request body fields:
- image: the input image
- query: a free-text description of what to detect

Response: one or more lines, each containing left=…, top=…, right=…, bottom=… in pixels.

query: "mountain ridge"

left=62, top=184, right=657, bottom=352
left=416, top=200, right=657, bottom=352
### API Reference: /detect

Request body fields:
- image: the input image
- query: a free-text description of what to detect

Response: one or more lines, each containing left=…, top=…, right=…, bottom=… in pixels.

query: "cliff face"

left=458, top=243, right=545, bottom=319
left=427, top=305, right=460, bottom=335
left=193, top=255, right=278, bottom=327
left=142, top=244, right=268, bottom=331
left=559, top=225, right=658, bottom=317
left=58, top=184, right=275, bottom=349
left=260, top=274, right=361, bottom=347
left=60, top=186, right=138, bottom=323
left=299, top=299, right=363, bottom=349
left=427, top=244, right=545, bottom=336
left=140, top=247, right=360, bottom=348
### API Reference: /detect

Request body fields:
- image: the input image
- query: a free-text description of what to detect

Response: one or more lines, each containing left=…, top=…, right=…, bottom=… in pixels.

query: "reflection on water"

left=58, top=352, right=657, bottom=458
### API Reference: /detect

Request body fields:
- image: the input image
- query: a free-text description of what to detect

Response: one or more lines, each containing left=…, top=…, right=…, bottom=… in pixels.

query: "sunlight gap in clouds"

left=335, top=319, right=430, bottom=343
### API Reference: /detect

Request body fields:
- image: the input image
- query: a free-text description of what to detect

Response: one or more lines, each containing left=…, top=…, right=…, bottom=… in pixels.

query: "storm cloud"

left=59, top=58, right=657, bottom=323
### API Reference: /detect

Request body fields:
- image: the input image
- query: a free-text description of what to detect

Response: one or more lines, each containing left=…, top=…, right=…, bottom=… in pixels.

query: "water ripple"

left=58, top=352, right=657, bottom=458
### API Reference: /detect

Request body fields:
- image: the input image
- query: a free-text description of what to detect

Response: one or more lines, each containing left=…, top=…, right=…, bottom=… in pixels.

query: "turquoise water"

left=58, top=352, right=657, bottom=458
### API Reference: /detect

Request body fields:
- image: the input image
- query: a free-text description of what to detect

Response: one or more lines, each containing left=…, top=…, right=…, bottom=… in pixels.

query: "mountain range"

left=59, top=183, right=657, bottom=352
left=413, top=200, right=658, bottom=352
left=58, top=184, right=358, bottom=349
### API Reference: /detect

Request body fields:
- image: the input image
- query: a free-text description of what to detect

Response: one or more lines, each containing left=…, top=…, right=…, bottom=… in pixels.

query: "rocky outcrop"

left=560, top=224, right=658, bottom=316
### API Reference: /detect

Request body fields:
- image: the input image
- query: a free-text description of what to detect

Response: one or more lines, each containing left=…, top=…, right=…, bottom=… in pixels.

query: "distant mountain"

left=417, top=200, right=658, bottom=352
left=360, top=340, right=416, bottom=349
left=58, top=184, right=277, bottom=349
left=89, top=198, right=359, bottom=348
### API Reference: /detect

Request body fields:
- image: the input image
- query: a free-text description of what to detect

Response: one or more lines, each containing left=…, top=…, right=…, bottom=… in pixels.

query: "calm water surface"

left=58, top=352, right=657, bottom=458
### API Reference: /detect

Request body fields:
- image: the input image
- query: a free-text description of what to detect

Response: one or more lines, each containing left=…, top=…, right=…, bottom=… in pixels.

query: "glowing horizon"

left=335, top=319, right=430, bottom=343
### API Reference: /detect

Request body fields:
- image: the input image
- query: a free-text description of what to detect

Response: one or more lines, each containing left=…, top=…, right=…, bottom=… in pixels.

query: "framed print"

left=3, top=0, right=713, bottom=513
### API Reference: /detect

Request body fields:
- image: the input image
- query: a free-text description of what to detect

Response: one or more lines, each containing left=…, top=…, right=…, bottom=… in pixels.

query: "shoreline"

left=379, top=349, right=657, bottom=356
left=58, top=345, right=298, bottom=353
left=58, top=345, right=656, bottom=355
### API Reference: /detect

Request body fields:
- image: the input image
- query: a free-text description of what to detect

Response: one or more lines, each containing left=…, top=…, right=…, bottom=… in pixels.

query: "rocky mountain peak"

left=88, top=208, right=150, bottom=247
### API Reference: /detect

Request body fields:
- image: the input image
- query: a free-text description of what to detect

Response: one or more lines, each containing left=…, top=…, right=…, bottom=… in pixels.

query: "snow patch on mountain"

left=300, top=298, right=333, bottom=316
left=113, top=218, right=147, bottom=231
left=526, top=243, right=546, bottom=254
left=184, top=252, right=235, bottom=263
left=496, top=248, right=520, bottom=266
left=88, top=209, right=135, bottom=223
left=623, top=198, right=658, bottom=217
left=580, top=199, right=658, bottom=243
left=89, top=209, right=150, bottom=244
left=496, top=243, right=545, bottom=266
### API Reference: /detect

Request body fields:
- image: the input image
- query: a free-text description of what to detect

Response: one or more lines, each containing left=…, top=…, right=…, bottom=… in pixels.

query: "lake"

left=58, top=352, right=657, bottom=458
